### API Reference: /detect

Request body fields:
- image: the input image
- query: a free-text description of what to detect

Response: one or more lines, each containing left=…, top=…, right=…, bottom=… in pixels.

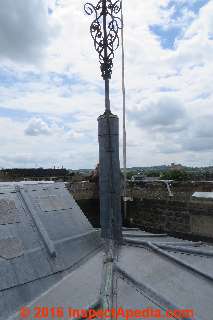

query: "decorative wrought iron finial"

left=84, top=0, right=122, bottom=80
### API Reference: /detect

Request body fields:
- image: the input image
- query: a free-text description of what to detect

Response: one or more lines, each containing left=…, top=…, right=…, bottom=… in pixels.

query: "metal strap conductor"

left=84, top=0, right=122, bottom=80
left=121, top=0, right=127, bottom=220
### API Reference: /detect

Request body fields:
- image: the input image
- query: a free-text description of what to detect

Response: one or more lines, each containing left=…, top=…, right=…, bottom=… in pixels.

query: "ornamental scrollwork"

left=84, top=0, right=122, bottom=80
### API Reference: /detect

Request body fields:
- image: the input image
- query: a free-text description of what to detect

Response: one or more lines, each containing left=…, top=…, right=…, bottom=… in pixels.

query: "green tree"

left=160, top=170, right=189, bottom=181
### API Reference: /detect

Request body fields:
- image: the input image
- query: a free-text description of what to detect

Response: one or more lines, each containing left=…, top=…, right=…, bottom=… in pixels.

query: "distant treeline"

left=0, top=168, right=69, bottom=178
left=126, top=168, right=213, bottom=181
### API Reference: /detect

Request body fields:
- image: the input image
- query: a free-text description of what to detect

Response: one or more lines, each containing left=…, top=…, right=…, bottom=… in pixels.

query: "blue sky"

left=150, top=0, right=210, bottom=49
left=150, top=25, right=182, bottom=49
left=0, top=0, right=213, bottom=168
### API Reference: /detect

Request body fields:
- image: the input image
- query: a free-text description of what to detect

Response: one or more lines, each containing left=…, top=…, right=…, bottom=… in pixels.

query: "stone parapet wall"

left=66, top=182, right=98, bottom=200
left=68, top=180, right=213, bottom=239
left=128, top=181, right=213, bottom=202
left=127, top=199, right=190, bottom=234
left=127, top=198, right=213, bottom=238
left=68, top=181, right=213, bottom=201
left=126, top=181, right=213, bottom=238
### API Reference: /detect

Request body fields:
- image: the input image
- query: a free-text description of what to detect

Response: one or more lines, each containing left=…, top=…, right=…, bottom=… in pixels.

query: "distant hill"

left=129, top=165, right=169, bottom=171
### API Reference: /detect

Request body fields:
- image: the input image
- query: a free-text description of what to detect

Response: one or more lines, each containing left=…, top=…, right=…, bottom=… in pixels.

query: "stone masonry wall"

left=126, top=181, right=213, bottom=238
left=68, top=181, right=213, bottom=239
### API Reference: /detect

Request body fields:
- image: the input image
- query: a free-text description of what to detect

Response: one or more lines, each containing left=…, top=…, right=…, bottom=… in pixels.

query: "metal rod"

left=121, top=0, right=127, bottom=221
left=154, top=243, right=213, bottom=257
left=105, top=79, right=111, bottom=112
left=100, top=240, right=114, bottom=313
left=123, top=233, right=168, bottom=238
left=103, top=0, right=111, bottom=113
left=122, top=227, right=140, bottom=231
left=155, top=241, right=203, bottom=247
left=17, top=186, right=56, bottom=258
left=147, top=242, right=213, bottom=283
left=124, top=238, right=212, bottom=257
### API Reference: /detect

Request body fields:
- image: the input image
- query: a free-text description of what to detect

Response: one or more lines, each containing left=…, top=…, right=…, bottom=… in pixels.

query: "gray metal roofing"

left=1, top=182, right=213, bottom=320
left=0, top=182, right=100, bottom=319
left=9, top=230, right=213, bottom=320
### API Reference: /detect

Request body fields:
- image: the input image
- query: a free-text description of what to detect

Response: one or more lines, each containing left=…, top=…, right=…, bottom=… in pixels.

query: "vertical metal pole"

left=98, top=113, right=122, bottom=242
left=121, top=0, right=127, bottom=221
left=103, top=0, right=111, bottom=113
left=105, top=79, right=111, bottom=113
left=84, top=0, right=123, bottom=315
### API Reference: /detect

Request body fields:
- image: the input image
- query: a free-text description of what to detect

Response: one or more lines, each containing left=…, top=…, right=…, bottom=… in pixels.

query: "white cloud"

left=24, top=118, right=52, bottom=136
left=129, top=97, right=187, bottom=132
left=0, top=0, right=58, bottom=64
left=0, top=116, right=98, bottom=168
left=0, top=0, right=213, bottom=168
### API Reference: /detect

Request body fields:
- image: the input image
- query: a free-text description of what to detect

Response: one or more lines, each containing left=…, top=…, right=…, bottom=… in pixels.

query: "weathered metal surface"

left=1, top=182, right=213, bottom=320
left=9, top=252, right=103, bottom=320
left=0, top=182, right=101, bottom=320
left=37, top=194, right=71, bottom=212
left=98, top=114, right=122, bottom=242
left=117, top=241, right=213, bottom=320
left=4, top=227, right=213, bottom=320
left=17, top=186, right=56, bottom=257
left=0, top=198, right=19, bottom=225
left=115, top=265, right=181, bottom=313
left=0, top=238, right=23, bottom=260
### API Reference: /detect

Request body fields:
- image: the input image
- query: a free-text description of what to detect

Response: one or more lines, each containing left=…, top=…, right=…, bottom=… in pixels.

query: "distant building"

left=170, top=163, right=184, bottom=171
left=131, top=171, right=145, bottom=183
left=0, top=168, right=69, bottom=182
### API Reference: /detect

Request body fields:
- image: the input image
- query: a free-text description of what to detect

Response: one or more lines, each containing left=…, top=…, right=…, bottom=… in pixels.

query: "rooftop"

left=0, top=182, right=212, bottom=320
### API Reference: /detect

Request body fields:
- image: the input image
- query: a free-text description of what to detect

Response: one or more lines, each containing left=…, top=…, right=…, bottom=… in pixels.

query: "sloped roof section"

left=0, top=182, right=101, bottom=320
left=9, top=230, right=213, bottom=320
left=2, top=183, right=213, bottom=320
